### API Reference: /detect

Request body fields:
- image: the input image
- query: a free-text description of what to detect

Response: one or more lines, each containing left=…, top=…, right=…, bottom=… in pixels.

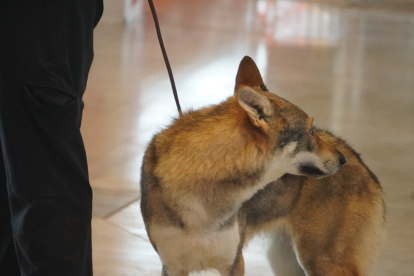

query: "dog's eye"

left=310, top=128, right=315, bottom=136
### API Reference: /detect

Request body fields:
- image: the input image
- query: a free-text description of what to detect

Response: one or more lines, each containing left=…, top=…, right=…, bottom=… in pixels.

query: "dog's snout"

left=338, top=153, right=347, bottom=166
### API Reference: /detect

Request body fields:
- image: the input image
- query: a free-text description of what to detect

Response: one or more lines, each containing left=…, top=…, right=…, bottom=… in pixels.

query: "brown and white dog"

left=140, top=56, right=385, bottom=276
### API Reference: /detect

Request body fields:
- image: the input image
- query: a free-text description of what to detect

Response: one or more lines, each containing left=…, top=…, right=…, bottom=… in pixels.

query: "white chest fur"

left=150, top=223, right=240, bottom=274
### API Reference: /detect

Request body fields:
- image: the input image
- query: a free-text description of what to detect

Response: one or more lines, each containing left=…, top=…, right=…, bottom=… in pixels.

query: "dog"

left=140, top=56, right=385, bottom=276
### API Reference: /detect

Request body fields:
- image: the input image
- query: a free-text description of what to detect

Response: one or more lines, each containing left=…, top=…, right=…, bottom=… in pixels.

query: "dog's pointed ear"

left=237, top=86, right=271, bottom=131
left=235, top=56, right=267, bottom=92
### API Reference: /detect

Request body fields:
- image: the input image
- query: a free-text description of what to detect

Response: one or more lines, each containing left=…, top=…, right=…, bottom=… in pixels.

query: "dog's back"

left=140, top=56, right=383, bottom=276
left=243, top=129, right=385, bottom=276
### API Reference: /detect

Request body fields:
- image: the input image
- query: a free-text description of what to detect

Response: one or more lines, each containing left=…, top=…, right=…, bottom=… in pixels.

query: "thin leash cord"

left=147, top=0, right=182, bottom=114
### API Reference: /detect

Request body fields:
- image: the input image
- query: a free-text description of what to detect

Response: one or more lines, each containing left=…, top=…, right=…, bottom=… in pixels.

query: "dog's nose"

left=339, top=154, right=347, bottom=166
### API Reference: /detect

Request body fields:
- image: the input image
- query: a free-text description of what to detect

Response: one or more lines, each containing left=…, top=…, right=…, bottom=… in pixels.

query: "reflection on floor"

left=84, top=0, right=414, bottom=275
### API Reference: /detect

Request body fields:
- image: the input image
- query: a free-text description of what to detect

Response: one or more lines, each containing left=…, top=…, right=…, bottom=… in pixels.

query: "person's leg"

left=0, top=80, right=94, bottom=276
left=0, top=144, right=21, bottom=276
left=0, top=1, right=103, bottom=275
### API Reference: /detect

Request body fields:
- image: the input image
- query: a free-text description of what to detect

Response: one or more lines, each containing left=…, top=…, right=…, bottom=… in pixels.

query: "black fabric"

left=0, top=1, right=103, bottom=275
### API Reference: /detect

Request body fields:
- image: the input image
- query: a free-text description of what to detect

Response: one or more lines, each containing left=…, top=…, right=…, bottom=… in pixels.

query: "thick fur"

left=140, top=56, right=384, bottom=276
left=243, top=130, right=385, bottom=276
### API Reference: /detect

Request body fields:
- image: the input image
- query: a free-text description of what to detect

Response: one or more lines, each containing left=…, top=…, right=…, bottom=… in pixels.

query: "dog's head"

left=235, top=56, right=346, bottom=178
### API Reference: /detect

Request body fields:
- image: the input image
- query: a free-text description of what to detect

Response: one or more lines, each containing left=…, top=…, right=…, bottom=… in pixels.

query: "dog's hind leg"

left=291, top=218, right=382, bottom=276
left=288, top=193, right=385, bottom=276
left=291, top=227, right=371, bottom=276
left=266, top=230, right=306, bottom=276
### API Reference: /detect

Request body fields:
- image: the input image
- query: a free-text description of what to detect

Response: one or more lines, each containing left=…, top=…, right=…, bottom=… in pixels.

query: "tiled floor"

left=84, top=0, right=414, bottom=275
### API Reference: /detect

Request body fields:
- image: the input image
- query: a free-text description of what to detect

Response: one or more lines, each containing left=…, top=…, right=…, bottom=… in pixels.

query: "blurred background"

left=83, top=0, right=414, bottom=275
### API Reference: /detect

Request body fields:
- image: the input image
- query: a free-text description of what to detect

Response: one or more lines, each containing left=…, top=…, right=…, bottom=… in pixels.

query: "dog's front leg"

left=217, top=252, right=245, bottom=276
left=230, top=253, right=245, bottom=276
left=220, top=210, right=247, bottom=276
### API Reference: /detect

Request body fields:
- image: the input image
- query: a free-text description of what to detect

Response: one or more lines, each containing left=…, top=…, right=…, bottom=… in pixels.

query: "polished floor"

left=84, top=0, right=414, bottom=275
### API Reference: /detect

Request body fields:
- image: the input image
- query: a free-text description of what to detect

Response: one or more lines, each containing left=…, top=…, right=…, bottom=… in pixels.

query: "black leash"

left=147, top=0, right=182, bottom=114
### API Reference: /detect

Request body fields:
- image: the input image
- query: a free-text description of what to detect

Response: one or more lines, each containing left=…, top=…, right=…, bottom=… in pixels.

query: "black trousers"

left=0, top=1, right=103, bottom=275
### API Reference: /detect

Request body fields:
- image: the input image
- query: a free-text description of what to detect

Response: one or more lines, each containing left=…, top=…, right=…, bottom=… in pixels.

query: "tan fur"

left=243, top=130, right=385, bottom=276
left=140, top=56, right=383, bottom=276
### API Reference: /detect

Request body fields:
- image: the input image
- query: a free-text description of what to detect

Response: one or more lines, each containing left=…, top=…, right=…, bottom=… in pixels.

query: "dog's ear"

left=237, top=86, right=271, bottom=131
left=235, top=56, right=267, bottom=92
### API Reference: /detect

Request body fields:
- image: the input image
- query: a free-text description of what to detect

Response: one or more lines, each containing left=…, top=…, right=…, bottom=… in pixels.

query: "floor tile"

left=92, top=218, right=162, bottom=276
left=93, top=188, right=140, bottom=218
